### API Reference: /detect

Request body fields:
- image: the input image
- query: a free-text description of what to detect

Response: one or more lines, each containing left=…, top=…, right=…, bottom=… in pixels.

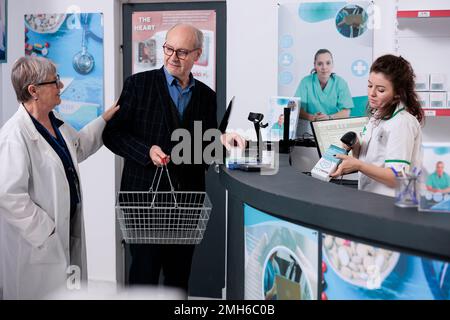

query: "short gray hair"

left=166, top=23, right=204, bottom=49
left=11, top=56, right=57, bottom=103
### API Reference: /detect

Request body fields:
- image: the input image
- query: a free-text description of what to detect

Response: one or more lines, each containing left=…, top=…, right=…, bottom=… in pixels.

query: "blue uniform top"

left=294, top=73, right=354, bottom=116
left=426, top=171, right=450, bottom=191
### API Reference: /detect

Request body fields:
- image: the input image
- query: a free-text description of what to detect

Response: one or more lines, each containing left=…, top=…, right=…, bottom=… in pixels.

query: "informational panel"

left=278, top=1, right=373, bottom=134
left=131, top=10, right=216, bottom=90
left=25, top=13, right=104, bottom=130
left=419, top=143, right=450, bottom=212
left=0, top=0, right=7, bottom=63
left=263, top=96, right=300, bottom=141
left=244, top=204, right=319, bottom=300
left=322, top=234, right=450, bottom=299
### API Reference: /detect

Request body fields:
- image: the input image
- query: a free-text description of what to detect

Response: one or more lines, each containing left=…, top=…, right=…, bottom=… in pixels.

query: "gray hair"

left=11, top=56, right=57, bottom=103
left=166, top=23, right=204, bottom=49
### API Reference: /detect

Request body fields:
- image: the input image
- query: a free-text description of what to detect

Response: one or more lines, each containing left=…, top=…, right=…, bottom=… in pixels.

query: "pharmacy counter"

left=220, top=155, right=450, bottom=299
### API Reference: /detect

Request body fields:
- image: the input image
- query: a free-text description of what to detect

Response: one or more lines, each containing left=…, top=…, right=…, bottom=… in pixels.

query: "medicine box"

left=430, top=73, right=447, bottom=91
left=415, top=73, right=429, bottom=91
left=416, top=91, right=430, bottom=109
left=429, top=92, right=447, bottom=109
left=311, top=144, right=347, bottom=182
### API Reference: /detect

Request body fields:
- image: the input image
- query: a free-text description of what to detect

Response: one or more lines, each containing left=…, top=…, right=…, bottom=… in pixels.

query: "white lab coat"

left=0, top=104, right=105, bottom=299
left=358, top=105, right=422, bottom=197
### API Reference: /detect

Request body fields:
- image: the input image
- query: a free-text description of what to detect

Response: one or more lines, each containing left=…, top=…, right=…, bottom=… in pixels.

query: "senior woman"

left=0, top=56, right=119, bottom=299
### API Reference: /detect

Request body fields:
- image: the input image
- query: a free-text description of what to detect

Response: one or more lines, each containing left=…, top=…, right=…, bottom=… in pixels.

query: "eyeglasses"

left=162, top=43, right=200, bottom=60
left=35, top=74, right=61, bottom=88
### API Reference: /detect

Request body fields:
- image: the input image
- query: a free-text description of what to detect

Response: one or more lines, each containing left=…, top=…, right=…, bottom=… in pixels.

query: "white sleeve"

left=63, top=116, right=106, bottom=163
left=384, top=118, right=418, bottom=173
left=0, top=141, right=55, bottom=247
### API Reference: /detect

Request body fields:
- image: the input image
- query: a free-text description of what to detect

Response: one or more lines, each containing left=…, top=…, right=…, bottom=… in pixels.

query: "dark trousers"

left=129, top=243, right=195, bottom=292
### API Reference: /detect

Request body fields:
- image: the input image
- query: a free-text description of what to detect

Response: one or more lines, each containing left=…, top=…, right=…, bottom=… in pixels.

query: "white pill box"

left=415, top=73, right=429, bottom=91
left=416, top=91, right=430, bottom=109
left=311, top=144, right=347, bottom=182
left=430, top=92, right=447, bottom=109
left=430, top=73, right=447, bottom=91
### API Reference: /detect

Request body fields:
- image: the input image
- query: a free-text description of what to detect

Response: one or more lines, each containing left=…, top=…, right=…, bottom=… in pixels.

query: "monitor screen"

left=311, top=116, right=369, bottom=157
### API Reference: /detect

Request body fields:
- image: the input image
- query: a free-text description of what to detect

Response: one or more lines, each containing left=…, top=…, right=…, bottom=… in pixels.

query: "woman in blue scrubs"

left=295, top=49, right=354, bottom=122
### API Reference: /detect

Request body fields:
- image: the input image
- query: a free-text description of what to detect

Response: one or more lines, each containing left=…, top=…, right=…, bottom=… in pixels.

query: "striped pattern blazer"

left=103, top=67, right=218, bottom=192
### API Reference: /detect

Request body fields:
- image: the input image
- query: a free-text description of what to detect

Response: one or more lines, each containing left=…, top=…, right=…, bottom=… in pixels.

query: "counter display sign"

left=322, top=234, right=450, bottom=300
left=263, top=96, right=300, bottom=141
left=244, top=205, right=319, bottom=300
left=419, top=143, right=450, bottom=212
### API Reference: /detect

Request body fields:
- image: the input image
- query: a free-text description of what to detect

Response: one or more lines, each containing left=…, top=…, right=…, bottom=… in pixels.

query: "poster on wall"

left=419, top=143, right=450, bottom=212
left=0, top=0, right=6, bottom=63
left=322, top=234, right=450, bottom=299
left=24, top=13, right=104, bottom=130
left=278, top=1, right=373, bottom=135
left=131, top=10, right=216, bottom=89
left=244, top=205, right=318, bottom=300
left=263, top=96, right=300, bottom=141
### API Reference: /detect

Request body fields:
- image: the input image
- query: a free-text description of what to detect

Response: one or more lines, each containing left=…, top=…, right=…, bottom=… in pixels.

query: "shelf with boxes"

left=415, top=73, right=450, bottom=117
left=396, top=8, right=450, bottom=117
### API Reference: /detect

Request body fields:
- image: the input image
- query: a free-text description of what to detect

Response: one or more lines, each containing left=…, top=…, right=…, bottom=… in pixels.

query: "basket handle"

left=149, top=156, right=171, bottom=191
left=149, top=162, right=178, bottom=208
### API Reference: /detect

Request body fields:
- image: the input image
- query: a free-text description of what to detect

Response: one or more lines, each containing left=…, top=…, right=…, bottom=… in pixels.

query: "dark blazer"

left=103, top=67, right=218, bottom=192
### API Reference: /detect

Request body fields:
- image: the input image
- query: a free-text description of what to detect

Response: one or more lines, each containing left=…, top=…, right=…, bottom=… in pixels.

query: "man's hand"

left=220, top=132, right=246, bottom=151
left=149, top=145, right=170, bottom=166
left=102, top=101, right=120, bottom=122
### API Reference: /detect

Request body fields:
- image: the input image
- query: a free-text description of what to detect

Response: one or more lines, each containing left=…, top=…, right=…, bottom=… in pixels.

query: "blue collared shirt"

left=163, top=66, right=195, bottom=120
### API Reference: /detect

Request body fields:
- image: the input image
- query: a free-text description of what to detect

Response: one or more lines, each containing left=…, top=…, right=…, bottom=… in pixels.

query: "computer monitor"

left=311, top=116, right=369, bottom=158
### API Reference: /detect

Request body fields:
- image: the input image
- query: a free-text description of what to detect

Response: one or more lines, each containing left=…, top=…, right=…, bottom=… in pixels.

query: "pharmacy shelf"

left=396, top=6, right=450, bottom=118
left=397, top=10, right=450, bottom=18
left=423, top=109, right=450, bottom=117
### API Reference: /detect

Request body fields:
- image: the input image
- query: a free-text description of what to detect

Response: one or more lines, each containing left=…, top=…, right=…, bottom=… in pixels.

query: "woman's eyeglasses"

left=35, top=74, right=61, bottom=88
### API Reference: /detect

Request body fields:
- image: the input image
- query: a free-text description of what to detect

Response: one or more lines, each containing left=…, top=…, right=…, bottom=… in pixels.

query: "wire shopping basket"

left=116, top=164, right=212, bottom=244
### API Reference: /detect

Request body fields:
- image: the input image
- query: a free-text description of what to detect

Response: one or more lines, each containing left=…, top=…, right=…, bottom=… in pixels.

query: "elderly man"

left=103, top=24, right=243, bottom=292
left=426, top=161, right=450, bottom=193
